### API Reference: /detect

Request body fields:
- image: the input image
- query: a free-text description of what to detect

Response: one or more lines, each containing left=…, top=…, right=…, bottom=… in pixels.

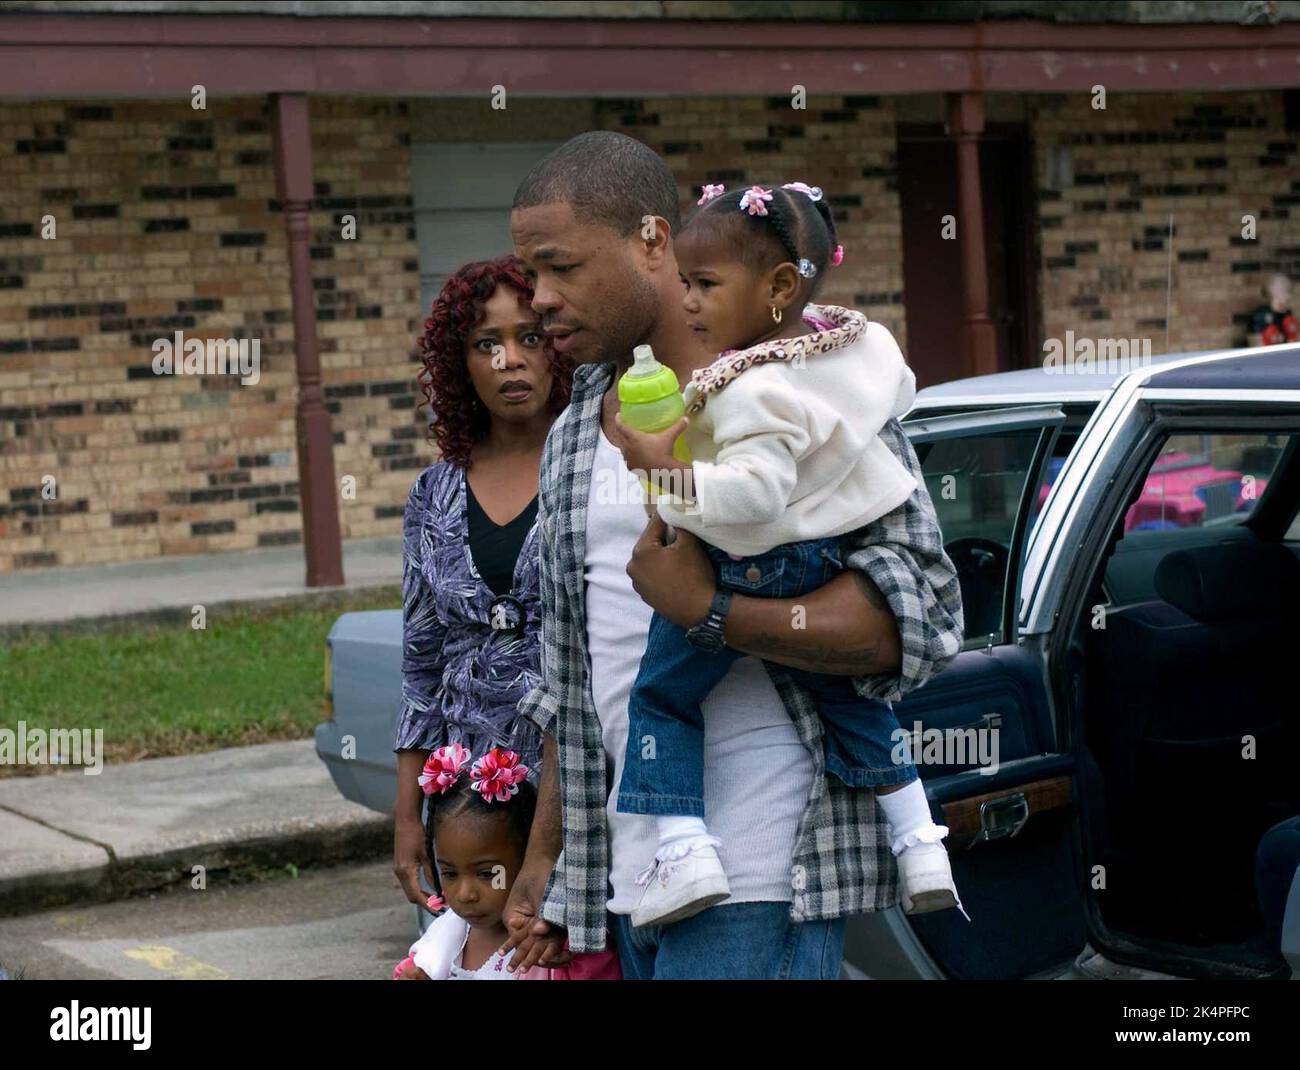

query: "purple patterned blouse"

left=394, top=461, right=543, bottom=775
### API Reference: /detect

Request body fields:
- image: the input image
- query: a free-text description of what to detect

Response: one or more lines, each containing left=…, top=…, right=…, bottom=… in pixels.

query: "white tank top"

left=583, top=425, right=815, bottom=913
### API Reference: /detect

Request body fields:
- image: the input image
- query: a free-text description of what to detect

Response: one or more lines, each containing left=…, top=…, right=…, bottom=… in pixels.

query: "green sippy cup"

left=617, top=344, right=692, bottom=500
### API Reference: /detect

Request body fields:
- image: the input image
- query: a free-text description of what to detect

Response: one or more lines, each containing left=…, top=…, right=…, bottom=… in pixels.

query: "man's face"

left=511, top=201, right=660, bottom=366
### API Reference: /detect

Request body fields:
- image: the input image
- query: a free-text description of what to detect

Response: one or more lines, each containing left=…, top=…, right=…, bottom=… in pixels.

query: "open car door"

left=845, top=406, right=1085, bottom=979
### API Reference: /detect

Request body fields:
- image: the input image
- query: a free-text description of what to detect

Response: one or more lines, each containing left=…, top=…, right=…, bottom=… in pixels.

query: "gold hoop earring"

left=771, top=306, right=783, bottom=324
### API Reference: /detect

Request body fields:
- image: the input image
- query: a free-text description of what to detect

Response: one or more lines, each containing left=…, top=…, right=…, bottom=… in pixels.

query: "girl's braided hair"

left=423, top=773, right=537, bottom=898
left=681, top=183, right=839, bottom=298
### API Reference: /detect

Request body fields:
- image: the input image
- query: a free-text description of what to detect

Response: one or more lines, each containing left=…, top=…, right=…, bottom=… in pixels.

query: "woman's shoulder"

left=408, top=458, right=463, bottom=507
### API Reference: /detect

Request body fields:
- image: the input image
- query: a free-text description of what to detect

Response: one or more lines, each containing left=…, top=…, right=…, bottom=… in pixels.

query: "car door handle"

left=940, top=775, right=1072, bottom=851
left=943, top=793, right=1030, bottom=851
left=977, top=793, right=1030, bottom=843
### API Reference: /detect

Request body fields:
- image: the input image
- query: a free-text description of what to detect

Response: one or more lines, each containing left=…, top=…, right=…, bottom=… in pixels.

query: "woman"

left=393, top=255, right=573, bottom=913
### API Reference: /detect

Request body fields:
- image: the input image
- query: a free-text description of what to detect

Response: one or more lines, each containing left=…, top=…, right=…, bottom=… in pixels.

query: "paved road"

left=0, top=860, right=415, bottom=980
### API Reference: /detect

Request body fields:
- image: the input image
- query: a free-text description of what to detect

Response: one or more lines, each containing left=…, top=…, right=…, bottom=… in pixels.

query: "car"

left=878, top=342, right=1300, bottom=980
left=318, top=343, right=1300, bottom=978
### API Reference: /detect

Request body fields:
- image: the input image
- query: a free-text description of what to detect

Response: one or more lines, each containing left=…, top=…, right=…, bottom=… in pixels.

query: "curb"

left=0, top=809, right=392, bottom=918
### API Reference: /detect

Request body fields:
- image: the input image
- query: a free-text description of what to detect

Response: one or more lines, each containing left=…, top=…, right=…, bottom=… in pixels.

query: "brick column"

left=270, top=93, right=344, bottom=587
left=947, top=92, right=1000, bottom=379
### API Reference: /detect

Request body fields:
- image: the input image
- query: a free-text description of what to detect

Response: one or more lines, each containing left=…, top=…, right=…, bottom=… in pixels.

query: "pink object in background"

left=1036, top=450, right=1265, bottom=532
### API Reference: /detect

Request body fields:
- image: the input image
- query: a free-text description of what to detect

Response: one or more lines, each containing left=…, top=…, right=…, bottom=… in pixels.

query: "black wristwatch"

left=685, top=589, right=733, bottom=653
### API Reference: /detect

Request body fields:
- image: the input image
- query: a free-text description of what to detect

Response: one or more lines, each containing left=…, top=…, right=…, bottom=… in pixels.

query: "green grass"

left=0, top=586, right=401, bottom=776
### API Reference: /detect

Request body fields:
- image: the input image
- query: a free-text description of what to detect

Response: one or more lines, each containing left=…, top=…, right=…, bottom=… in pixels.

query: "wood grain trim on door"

left=941, top=775, right=1073, bottom=851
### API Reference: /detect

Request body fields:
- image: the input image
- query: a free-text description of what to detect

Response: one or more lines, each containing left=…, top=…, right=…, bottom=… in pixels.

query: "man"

left=501, top=131, right=963, bottom=979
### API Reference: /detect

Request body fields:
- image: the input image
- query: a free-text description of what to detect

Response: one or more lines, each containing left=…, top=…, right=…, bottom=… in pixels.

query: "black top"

left=465, top=479, right=539, bottom=598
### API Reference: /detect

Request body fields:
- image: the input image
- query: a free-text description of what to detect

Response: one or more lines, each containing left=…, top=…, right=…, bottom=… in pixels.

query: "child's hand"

left=392, top=954, right=430, bottom=980
left=610, top=414, right=688, bottom=482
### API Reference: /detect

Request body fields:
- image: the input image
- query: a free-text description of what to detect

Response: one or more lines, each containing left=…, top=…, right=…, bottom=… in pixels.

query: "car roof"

left=1143, top=345, right=1300, bottom=391
left=909, top=349, right=1216, bottom=408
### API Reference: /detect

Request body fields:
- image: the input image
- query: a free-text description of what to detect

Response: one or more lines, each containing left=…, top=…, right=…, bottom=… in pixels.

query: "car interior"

left=892, top=408, right=1300, bottom=979
left=1070, top=428, right=1300, bottom=975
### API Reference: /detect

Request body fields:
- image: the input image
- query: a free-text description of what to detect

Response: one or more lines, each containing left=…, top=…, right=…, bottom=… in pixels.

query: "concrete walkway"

left=0, top=740, right=390, bottom=916
left=0, top=535, right=403, bottom=630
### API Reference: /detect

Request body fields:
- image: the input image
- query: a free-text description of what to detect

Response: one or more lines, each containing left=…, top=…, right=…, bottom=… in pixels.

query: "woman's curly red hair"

left=415, top=256, right=573, bottom=469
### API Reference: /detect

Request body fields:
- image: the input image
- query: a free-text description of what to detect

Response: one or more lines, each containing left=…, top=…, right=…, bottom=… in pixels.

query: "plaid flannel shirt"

left=518, top=357, right=964, bottom=954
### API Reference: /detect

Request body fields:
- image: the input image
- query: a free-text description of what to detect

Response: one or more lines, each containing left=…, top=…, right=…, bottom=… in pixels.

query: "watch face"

left=687, top=623, right=724, bottom=652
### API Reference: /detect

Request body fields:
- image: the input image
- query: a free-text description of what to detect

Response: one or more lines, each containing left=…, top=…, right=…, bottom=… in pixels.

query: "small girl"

left=610, top=181, right=967, bottom=929
left=392, top=744, right=621, bottom=980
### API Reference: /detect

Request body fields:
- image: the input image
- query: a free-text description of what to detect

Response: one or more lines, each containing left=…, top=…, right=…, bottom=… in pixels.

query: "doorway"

left=897, top=123, right=1040, bottom=388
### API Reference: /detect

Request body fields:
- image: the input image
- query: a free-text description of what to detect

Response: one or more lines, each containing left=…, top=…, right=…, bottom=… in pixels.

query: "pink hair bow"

left=832, top=244, right=844, bottom=266
left=418, top=743, right=472, bottom=796
left=426, top=893, right=446, bottom=913
left=470, top=747, right=530, bottom=803
left=697, top=183, right=726, bottom=206
left=738, top=186, right=773, bottom=216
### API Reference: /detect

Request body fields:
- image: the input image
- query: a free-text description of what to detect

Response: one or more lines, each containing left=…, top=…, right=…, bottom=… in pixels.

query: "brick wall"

left=0, top=96, right=424, bottom=572
left=3, top=88, right=1296, bottom=573
left=1032, top=90, right=1299, bottom=355
left=596, top=94, right=907, bottom=346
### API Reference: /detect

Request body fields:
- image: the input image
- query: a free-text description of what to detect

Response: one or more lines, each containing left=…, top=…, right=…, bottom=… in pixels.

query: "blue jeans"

left=612, top=902, right=846, bottom=979
left=617, top=536, right=917, bottom=818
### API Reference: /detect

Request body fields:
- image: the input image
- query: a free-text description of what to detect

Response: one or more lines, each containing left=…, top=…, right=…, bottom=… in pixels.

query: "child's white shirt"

left=408, top=909, right=514, bottom=980
left=658, top=306, right=918, bottom=557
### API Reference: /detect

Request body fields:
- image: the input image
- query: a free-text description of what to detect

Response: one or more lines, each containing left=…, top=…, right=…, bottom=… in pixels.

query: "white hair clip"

left=797, top=259, right=818, bottom=278
left=782, top=182, right=824, bottom=202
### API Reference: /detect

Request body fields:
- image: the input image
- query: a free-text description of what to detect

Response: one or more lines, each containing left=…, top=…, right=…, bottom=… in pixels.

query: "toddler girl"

left=610, top=181, right=967, bottom=929
left=392, top=744, right=621, bottom=980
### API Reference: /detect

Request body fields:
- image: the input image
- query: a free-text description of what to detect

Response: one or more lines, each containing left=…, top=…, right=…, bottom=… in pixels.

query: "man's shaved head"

left=513, top=131, right=681, bottom=237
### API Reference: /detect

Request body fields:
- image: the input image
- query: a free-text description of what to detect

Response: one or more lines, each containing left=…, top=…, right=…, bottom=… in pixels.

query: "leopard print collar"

left=683, top=304, right=868, bottom=415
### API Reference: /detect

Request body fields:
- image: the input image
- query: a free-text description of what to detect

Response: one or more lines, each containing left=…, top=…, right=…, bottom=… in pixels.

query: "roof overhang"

left=3, top=14, right=1300, bottom=98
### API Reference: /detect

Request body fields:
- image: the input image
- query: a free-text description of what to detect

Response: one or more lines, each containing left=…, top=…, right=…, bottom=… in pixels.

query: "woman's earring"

left=771, top=306, right=783, bottom=324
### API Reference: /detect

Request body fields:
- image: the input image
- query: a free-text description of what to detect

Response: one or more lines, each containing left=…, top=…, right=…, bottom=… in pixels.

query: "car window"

left=915, top=429, right=1044, bottom=646
left=1122, top=433, right=1289, bottom=532
left=1024, top=430, right=1082, bottom=537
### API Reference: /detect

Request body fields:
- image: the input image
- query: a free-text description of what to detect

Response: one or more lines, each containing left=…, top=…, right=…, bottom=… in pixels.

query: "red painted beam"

left=270, top=92, right=344, bottom=589
left=1, top=14, right=1298, bottom=97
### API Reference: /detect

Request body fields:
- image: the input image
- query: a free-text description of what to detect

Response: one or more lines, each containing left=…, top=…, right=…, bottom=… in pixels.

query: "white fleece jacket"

left=658, top=310, right=917, bottom=557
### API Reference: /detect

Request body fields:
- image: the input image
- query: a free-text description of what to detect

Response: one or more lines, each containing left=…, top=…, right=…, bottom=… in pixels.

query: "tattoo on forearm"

left=741, top=631, right=886, bottom=674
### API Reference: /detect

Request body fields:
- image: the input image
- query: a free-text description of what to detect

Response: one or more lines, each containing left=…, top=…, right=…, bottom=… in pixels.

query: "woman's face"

left=463, top=285, right=555, bottom=427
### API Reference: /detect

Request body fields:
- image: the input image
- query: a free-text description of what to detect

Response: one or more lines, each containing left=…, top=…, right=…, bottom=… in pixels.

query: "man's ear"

left=637, top=214, right=673, bottom=269
left=768, top=262, right=802, bottom=310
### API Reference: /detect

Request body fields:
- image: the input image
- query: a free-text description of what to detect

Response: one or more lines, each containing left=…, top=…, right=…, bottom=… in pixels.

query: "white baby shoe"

left=894, top=825, right=971, bottom=920
left=631, top=837, right=731, bottom=928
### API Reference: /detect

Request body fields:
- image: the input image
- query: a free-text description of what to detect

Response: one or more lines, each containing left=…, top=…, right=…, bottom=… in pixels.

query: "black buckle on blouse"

left=487, top=593, right=526, bottom=635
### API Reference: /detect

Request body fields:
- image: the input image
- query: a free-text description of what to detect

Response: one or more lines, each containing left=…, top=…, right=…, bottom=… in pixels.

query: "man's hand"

left=500, top=856, right=573, bottom=972
left=626, top=513, right=715, bottom=628
left=393, top=813, right=437, bottom=911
